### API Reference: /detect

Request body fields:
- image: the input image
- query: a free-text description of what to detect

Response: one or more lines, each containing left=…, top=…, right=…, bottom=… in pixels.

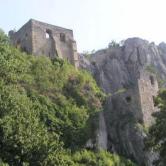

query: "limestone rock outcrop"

left=82, top=38, right=166, bottom=166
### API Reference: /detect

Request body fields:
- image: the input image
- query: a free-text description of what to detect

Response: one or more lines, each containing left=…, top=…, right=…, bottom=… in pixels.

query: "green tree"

left=146, top=89, right=166, bottom=166
left=0, top=29, right=137, bottom=166
left=0, top=29, right=9, bottom=45
left=0, top=81, right=64, bottom=166
left=108, top=40, right=120, bottom=48
left=72, top=150, right=137, bottom=166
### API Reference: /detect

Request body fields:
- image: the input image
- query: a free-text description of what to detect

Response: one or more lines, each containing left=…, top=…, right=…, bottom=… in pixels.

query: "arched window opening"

left=46, top=29, right=52, bottom=39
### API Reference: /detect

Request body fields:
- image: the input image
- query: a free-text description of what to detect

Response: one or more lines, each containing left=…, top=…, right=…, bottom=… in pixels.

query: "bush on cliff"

left=71, top=150, right=137, bottom=166
left=0, top=30, right=136, bottom=165
left=146, top=89, right=166, bottom=166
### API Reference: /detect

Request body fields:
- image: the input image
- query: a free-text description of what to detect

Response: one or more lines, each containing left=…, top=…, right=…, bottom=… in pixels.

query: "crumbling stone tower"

left=110, top=69, right=159, bottom=127
left=9, top=19, right=79, bottom=68
left=105, top=69, right=159, bottom=164
left=137, top=70, right=159, bottom=126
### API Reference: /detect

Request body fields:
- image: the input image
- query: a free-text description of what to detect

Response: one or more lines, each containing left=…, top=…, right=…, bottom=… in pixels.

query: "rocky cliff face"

left=90, top=38, right=166, bottom=91
left=81, top=38, right=166, bottom=166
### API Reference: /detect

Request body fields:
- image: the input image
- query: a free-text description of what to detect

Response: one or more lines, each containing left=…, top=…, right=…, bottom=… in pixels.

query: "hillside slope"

left=0, top=30, right=136, bottom=166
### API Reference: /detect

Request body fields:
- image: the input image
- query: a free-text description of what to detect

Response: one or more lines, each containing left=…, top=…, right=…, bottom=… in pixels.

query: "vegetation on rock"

left=0, top=30, right=136, bottom=165
left=146, top=89, right=166, bottom=166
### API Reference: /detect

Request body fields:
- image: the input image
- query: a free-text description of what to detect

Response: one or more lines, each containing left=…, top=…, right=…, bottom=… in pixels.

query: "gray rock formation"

left=82, top=38, right=166, bottom=166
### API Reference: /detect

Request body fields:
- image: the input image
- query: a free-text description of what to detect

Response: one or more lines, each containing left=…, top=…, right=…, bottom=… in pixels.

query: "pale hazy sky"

left=0, top=0, right=166, bottom=52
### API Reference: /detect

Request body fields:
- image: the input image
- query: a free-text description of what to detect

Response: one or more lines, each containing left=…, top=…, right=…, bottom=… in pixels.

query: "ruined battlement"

left=137, top=70, right=159, bottom=126
left=9, top=19, right=79, bottom=68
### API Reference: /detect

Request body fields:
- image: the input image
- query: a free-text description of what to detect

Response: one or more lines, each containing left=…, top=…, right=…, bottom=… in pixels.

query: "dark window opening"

left=138, top=119, right=143, bottom=124
left=126, top=96, right=132, bottom=103
left=48, top=52, right=51, bottom=57
left=91, top=61, right=96, bottom=66
left=152, top=96, right=156, bottom=107
left=150, top=75, right=155, bottom=85
left=46, top=29, right=52, bottom=39
left=60, top=33, right=66, bottom=42
left=25, top=33, right=28, bottom=39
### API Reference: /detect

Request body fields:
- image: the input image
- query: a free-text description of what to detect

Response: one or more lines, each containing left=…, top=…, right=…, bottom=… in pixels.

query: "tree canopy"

left=0, top=30, right=136, bottom=166
left=146, top=89, right=166, bottom=166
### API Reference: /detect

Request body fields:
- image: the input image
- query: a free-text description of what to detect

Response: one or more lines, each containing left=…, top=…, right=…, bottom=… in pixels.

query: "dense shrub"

left=72, top=150, right=137, bottom=166
left=0, top=30, right=136, bottom=165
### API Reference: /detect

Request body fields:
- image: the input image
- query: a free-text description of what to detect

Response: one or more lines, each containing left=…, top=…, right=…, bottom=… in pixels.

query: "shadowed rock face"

left=82, top=38, right=166, bottom=166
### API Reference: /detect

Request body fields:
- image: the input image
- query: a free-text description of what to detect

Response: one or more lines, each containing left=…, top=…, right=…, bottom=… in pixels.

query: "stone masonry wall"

left=9, top=20, right=33, bottom=54
left=138, top=71, right=159, bottom=126
left=31, top=19, right=78, bottom=67
left=9, top=19, right=79, bottom=68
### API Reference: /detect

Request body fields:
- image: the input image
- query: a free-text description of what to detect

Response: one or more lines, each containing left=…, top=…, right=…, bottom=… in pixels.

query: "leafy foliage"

left=0, top=30, right=136, bottom=165
left=108, top=40, right=120, bottom=48
left=71, top=150, right=137, bottom=166
left=0, top=29, right=9, bottom=45
left=146, top=89, right=166, bottom=166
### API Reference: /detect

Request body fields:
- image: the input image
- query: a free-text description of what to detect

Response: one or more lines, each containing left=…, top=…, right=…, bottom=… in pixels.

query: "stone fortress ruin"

left=8, top=20, right=161, bottom=165
left=112, top=70, right=158, bottom=127
left=9, top=19, right=79, bottom=68
left=91, top=47, right=159, bottom=125
left=137, top=70, right=159, bottom=126
left=8, top=19, right=159, bottom=133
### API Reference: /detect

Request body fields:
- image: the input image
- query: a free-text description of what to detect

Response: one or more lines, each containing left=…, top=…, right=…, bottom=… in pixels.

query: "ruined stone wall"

left=71, top=41, right=79, bottom=68
left=9, top=19, right=79, bottom=68
left=31, top=21, right=56, bottom=58
left=31, top=20, right=78, bottom=66
left=110, top=88, right=143, bottom=125
left=104, top=88, right=145, bottom=164
left=137, top=71, right=159, bottom=126
left=9, top=20, right=33, bottom=54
